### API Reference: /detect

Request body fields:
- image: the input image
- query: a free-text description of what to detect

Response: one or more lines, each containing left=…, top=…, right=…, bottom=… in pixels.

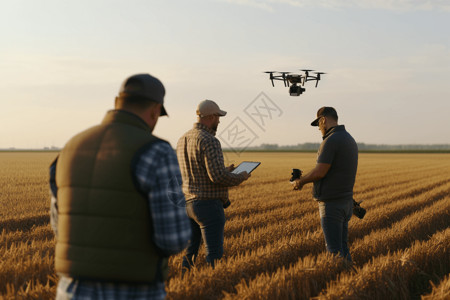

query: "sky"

left=1, top=0, right=449, bottom=149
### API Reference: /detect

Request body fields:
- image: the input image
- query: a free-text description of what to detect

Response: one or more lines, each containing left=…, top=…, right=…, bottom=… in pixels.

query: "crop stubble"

left=0, top=152, right=449, bottom=299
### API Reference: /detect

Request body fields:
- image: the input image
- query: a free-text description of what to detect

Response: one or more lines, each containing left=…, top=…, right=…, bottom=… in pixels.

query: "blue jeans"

left=318, top=198, right=353, bottom=262
left=182, top=199, right=225, bottom=269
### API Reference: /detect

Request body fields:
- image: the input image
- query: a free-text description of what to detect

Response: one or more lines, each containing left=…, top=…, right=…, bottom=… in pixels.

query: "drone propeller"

left=264, top=71, right=293, bottom=87
left=264, top=71, right=276, bottom=87
left=279, top=72, right=290, bottom=87
left=313, top=72, right=326, bottom=87
left=300, top=69, right=314, bottom=85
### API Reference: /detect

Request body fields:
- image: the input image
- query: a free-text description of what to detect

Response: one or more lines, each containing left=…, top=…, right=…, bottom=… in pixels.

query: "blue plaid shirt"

left=50, top=141, right=191, bottom=300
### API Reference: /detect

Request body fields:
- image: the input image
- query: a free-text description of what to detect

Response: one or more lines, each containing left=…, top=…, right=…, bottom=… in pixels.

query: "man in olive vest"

left=49, top=73, right=191, bottom=300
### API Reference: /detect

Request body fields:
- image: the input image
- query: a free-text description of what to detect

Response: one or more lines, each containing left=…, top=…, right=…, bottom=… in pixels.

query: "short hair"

left=326, top=111, right=338, bottom=122
left=320, top=107, right=338, bottom=122
left=116, top=95, right=158, bottom=110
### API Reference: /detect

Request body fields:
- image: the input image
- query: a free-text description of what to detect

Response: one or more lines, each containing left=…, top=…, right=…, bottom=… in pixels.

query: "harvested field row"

left=421, top=274, right=450, bottom=300
left=226, top=228, right=450, bottom=300
left=319, top=228, right=450, bottom=299
left=1, top=152, right=449, bottom=299
left=167, top=196, right=450, bottom=298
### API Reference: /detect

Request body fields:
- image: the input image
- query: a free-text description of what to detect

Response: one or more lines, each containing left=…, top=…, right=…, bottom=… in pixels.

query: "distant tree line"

left=2, top=143, right=449, bottom=152
left=356, top=143, right=450, bottom=151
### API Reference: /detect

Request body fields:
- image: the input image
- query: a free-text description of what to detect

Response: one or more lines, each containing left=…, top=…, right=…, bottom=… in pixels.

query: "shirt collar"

left=194, top=122, right=216, bottom=136
left=102, top=109, right=150, bottom=132
left=322, top=125, right=345, bottom=140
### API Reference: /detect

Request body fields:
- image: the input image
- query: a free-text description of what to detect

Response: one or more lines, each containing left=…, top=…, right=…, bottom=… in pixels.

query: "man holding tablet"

left=177, top=100, right=250, bottom=271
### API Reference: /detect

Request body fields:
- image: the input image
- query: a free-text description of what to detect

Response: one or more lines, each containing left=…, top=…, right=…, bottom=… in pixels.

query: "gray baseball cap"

left=118, top=73, right=167, bottom=116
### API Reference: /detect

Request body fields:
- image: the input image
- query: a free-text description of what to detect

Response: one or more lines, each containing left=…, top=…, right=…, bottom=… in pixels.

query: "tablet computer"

left=231, top=161, right=261, bottom=174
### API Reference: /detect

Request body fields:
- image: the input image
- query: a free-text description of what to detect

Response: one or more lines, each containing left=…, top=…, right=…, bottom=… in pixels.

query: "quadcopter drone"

left=264, top=69, right=326, bottom=96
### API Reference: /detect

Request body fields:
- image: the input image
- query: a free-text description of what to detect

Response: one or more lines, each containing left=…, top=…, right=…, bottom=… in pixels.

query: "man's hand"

left=290, top=163, right=330, bottom=191
left=240, top=171, right=251, bottom=181
left=223, top=200, right=231, bottom=208
left=226, top=164, right=251, bottom=180
left=291, top=178, right=304, bottom=191
left=226, top=164, right=235, bottom=172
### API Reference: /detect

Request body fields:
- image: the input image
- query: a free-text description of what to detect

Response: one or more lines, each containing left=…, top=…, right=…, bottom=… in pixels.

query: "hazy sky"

left=1, top=0, right=449, bottom=149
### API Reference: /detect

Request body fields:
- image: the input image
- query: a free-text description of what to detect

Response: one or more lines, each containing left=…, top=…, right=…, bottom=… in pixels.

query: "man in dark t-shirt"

left=292, top=106, right=358, bottom=262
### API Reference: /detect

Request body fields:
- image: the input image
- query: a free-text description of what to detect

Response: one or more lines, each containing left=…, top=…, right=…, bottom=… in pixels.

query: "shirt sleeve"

left=317, top=138, right=337, bottom=165
left=203, top=137, right=245, bottom=186
left=134, top=141, right=191, bottom=257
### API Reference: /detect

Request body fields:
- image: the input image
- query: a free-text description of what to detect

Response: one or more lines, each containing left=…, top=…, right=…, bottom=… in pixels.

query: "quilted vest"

left=55, top=109, right=168, bottom=283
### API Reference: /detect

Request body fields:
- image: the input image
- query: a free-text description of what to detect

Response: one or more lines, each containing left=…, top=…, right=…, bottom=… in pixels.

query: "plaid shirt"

left=176, top=123, right=245, bottom=204
left=50, top=141, right=191, bottom=300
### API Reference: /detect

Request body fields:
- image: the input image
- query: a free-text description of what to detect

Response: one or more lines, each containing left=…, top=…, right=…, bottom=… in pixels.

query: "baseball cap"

left=311, top=106, right=338, bottom=126
left=118, top=73, right=167, bottom=116
left=196, top=100, right=227, bottom=117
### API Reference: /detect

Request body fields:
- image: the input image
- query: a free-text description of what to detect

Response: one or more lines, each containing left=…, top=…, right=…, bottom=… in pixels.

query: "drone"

left=264, top=69, right=326, bottom=96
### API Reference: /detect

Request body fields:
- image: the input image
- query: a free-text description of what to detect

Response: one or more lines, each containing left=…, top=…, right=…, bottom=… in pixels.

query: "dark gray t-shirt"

left=313, top=125, right=358, bottom=201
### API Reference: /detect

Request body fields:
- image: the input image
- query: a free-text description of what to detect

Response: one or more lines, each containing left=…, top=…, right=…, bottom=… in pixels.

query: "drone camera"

left=289, top=84, right=305, bottom=96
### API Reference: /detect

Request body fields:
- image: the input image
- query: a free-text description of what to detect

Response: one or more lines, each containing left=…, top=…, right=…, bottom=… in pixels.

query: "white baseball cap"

left=196, top=100, right=227, bottom=117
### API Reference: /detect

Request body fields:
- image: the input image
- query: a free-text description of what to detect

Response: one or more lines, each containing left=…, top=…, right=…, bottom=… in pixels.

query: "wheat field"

left=0, top=151, right=449, bottom=299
